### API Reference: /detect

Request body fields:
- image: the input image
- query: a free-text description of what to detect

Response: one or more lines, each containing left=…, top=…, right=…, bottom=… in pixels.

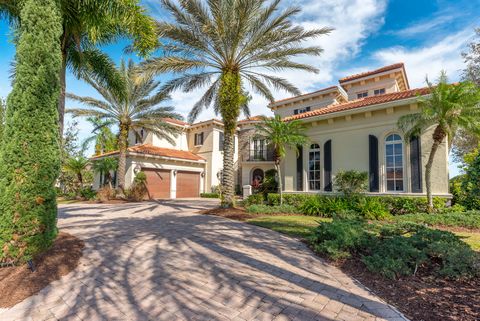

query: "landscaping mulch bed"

left=201, top=206, right=260, bottom=221
left=0, top=232, right=84, bottom=308
left=339, top=258, right=480, bottom=321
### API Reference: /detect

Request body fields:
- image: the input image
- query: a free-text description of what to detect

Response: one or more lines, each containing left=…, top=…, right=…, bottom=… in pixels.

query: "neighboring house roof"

left=268, top=85, right=347, bottom=109
left=163, top=118, right=189, bottom=126
left=339, top=63, right=405, bottom=83
left=91, top=144, right=205, bottom=162
left=238, top=116, right=265, bottom=123
left=283, top=87, right=429, bottom=122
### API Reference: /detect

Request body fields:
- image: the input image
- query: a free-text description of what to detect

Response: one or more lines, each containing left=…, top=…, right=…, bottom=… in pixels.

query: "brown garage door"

left=143, top=169, right=171, bottom=199
left=176, top=171, right=200, bottom=198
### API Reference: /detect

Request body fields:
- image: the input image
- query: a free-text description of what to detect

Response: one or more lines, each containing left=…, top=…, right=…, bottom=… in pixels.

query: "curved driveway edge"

left=0, top=200, right=408, bottom=321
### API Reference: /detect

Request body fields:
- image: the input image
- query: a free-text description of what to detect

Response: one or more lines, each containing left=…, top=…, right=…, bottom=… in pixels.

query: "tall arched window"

left=309, top=144, right=321, bottom=190
left=385, top=134, right=404, bottom=192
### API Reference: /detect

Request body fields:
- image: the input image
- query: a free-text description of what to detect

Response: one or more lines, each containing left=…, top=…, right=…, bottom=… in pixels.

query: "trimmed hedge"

left=267, top=193, right=447, bottom=216
left=391, top=211, right=480, bottom=229
left=246, top=204, right=301, bottom=214
left=200, top=193, right=220, bottom=198
left=310, top=219, right=479, bottom=280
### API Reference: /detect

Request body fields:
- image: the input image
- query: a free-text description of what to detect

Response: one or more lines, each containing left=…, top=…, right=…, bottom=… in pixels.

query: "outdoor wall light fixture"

left=134, top=164, right=142, bottom=174
left=201, top=171, right=205, bottom=178
left=173, top=170, right=178, bottom=176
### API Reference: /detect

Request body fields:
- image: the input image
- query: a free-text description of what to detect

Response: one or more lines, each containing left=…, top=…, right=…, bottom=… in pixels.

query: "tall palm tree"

left=255, top=115, right=308, bottom=204
left=0, top=0, right=158, bottom=135
left=64, top=156, right=89, bottom=187
left=398, top=72, right=480, bottom=211
left=67, top=59, right=183, bottom=191
left=82, top=117, right=118, bottom=156
left=141, top=0, right=332, bottom=207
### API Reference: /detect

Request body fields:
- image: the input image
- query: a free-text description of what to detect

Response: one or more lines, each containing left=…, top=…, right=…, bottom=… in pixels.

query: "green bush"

left=356, top=197, right=391, bottom=220
left=244, top=193, right=264, bottom=207
left=462, top=153, right=480, bottom=210
left=200, top=193, right=220, bottom=198
left=310, top=219, right=373, bottom=260
left=267, top=193, right=313, bottom=207
left=268, top=193, right=447, bottom=216
left=391, top=211, right=480, bottom=229
left=125, top=172, right=148, bottom=202
left=310, top=219, right=479, bottom=280
left=246, top=204, right=300, bottom=214
left=79, top=187, right=96, bottom=200
left=334, top=170, right=368, bottom=196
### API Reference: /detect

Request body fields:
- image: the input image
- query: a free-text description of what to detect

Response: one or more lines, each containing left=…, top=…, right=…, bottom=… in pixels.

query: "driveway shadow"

left=2, top=201, right=405, bottom=321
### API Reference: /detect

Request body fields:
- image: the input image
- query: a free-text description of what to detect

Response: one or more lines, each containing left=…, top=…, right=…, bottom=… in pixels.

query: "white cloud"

left=373, top=27, right=475, bottom=87
left=151, top=0, right=388, bottom=121
left=389, top=11, right=462, bottom=38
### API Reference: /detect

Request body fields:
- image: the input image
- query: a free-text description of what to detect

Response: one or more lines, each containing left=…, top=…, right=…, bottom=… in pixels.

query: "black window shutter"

left=369, top=135, right=379, bottom=192
left=296, top=145, right=303, bottom=191
left=324, top=140, right=332, bottom=191
left=410, top=136, right=423, bottom=193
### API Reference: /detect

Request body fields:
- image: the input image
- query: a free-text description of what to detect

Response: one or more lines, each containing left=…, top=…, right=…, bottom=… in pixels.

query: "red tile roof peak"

left=339, top=63, right=405, bottom=83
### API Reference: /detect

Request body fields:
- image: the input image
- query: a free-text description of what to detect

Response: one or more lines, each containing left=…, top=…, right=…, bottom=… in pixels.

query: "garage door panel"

left=176, top=171, right=200, bottom=198
left=144, top=169, right=170, bottom=199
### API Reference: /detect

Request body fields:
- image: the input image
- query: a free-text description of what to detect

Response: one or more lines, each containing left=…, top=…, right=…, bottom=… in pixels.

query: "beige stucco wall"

left=343, top=77, right=399, bottom=100
left=280, top=102, right=449, bottom=196
left=188, top=123, right=238, bottom=192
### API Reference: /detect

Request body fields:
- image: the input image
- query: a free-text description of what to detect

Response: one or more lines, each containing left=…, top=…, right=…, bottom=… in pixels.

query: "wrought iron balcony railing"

left=243, top=149, right=275, bottom=162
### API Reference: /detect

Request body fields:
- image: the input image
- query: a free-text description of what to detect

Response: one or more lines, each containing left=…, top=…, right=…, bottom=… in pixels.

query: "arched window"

left=309, top=144, right=321, bottom=190
left=385, top=134, right=404, bottom=191
left=251, top=168, right=264, bottom=188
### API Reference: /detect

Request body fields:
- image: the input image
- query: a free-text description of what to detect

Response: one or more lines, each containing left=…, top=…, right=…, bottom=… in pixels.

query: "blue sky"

left=0, top=0, right=479, bottom=176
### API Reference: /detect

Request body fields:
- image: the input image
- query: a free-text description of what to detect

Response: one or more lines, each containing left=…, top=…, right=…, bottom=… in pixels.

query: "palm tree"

left=0, top=98, right=5, bottom=144
left=92, top=157, right=118, bottom=189
left=67, top=59, right=183, bottom=191
left=64, top=156, right=89, bottom=188
left=255, top=115, right=308, bottom=204
left=398, top=72, right=480, bottom=212
left=0, top=0, right=158, bottom=135
left=82, top=117, right=118, bottom=156
left=141, top=0, right=331, bottom=207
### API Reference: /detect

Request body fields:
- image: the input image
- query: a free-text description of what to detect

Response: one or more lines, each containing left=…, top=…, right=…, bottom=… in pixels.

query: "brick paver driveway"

left=0, top=200, right=407, bottom=321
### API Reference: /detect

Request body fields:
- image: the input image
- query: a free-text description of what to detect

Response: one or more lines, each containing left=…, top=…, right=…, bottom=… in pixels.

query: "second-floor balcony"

left=243, top=149, right=275, bottom=162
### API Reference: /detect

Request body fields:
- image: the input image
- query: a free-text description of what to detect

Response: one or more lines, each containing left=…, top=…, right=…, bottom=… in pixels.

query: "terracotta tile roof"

left=339, top=63, right=405, bottom=83
left=238, top=116, right=265, bottom=123
left=163, top=118, right=188, bottom=126
left=283, top=87, right=430, bottom=122
left=91, top=144, right=205, bottom=161
left=269, top=86, right=339, bottom=106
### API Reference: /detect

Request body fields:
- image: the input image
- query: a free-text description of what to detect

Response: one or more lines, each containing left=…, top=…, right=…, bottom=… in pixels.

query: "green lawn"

left=246, top=215, right=331, bottom=239
left=247, top=214, right=480, bottom=251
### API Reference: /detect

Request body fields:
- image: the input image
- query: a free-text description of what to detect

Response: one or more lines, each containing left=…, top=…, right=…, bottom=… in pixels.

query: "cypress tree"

left=0, top=0, right=62, bottom=264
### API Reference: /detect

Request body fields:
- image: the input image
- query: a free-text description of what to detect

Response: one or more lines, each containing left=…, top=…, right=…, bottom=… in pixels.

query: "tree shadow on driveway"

left=1, top=201, right=406, bottom=321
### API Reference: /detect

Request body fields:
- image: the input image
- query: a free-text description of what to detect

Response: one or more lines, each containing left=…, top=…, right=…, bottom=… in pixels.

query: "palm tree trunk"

left=117, top=122, right=129, bottom=192
left=219, top=71, right=242, bottom=207
left=275, top=161, right=283, bottom=205
left=425, top=126, right=446, bottom=212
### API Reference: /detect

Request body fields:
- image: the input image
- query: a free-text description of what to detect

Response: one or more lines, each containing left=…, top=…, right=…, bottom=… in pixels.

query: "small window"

left=219, top=132, right=224, bottom=151
left=308, top=143, right=321, bottom=190
left=135, top=128, right=144, bottom=144
left=374, top=88, right=386, bottom=95
left=357, top=91, right=368, bottom=99
left=194, top=132, right=204, bottom=146
left=293, top=107, right=311, bottom=115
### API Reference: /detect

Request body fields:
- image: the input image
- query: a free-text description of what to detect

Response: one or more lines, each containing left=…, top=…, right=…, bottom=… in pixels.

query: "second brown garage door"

left=143, top=169, right=171, bottom=199
left=176, top=171, right=200, bottom=198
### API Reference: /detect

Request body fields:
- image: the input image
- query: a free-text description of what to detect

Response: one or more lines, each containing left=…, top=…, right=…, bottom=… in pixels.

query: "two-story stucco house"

left=91, top=63, right=450, bottom=198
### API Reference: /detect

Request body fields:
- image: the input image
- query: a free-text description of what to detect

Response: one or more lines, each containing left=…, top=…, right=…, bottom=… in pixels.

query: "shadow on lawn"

left=6, top=200, right=403, bottom=321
